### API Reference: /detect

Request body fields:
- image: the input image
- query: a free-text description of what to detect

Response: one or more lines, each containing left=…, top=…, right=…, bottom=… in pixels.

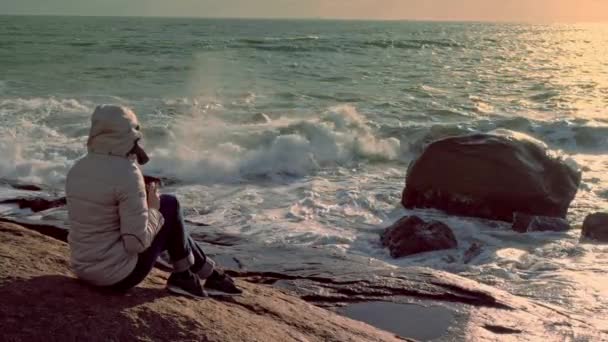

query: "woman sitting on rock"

left=65, top=104, right=241, bottom=298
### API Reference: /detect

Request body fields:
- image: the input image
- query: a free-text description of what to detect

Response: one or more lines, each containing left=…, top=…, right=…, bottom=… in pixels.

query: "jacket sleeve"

left=117, top=164, right=164, bottom=254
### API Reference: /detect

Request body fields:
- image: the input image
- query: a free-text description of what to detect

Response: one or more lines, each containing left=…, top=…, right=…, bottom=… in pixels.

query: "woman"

left=65, top=104, right=240, bottom=298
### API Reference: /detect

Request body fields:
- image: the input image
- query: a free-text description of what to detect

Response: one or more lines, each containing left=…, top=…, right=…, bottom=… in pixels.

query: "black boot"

left=204, top=270, right=242, bottom=295
left=167, top=270, right=207, bottom=298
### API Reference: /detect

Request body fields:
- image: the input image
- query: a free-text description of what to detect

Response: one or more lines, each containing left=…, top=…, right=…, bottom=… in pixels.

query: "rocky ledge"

left=0, top=222, right=405, bottom=342
left=1, top=219, right=604, bottom=341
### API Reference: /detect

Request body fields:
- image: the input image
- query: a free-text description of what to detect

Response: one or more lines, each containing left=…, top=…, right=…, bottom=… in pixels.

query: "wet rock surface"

left=402, top=132, right=581, bottom=221
left=380, top=216, right=458, bottom=258
left=204, top=241, right=602, bottom=341
left=512, top=213, right=571, bottom=233
left=463, top=242, right=483, bottom=264
left=0, top=179, right=45, bottom=192
left=0, top=197, right=66, bottom=213
left=339, top=301, right=457, bottom=341
left=581, top=212, right=608, bottom=242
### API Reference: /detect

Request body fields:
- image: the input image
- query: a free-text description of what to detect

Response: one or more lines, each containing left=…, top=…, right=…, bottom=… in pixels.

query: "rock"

left=442, top=254, right=457, bottom=263
left=0, top=179, right=44, bottom=191
left=0, top=197, right=67, bottom=212
left=10, top=184, right=43, bottom=191
left=252, top=112, right=272, bottom=124
left=581, top=213, right=608, bottom=242
left=0, top=222, right=404, bottom=342
left=512, top=212, right=571, bottom=233
left=463, top=242, right=483, bottom=264
left=402, top=131, right=581, bottom=221
left=380, top=216, right=457, bottom=258
left=0, top=217, right=68, bottom=242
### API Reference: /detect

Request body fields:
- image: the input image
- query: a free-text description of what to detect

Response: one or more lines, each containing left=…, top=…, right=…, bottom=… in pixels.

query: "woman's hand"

left=146, top=182, right=161, bottom=210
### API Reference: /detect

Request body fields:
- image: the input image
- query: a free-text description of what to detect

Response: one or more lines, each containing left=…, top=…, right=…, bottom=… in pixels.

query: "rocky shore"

left=0, top=221, right=406, bottom=342
left=1, top=131, right=606, bottom=340
left=0, top=218, right=603, bottom=341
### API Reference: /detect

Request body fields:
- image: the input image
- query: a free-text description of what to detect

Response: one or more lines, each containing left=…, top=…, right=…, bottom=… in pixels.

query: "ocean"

left=1, top=15, right=607, bottom=330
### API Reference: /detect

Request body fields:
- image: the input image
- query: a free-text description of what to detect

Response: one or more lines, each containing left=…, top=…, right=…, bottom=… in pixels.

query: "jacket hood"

left=87, top=105, right=143, bottom=158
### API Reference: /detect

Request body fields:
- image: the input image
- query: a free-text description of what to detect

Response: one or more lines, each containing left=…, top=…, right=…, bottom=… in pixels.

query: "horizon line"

left=1, top=13, right=607, bottom=25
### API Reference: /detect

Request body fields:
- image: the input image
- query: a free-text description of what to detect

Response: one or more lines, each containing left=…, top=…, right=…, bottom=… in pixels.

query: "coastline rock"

left=463, top=242, right=483, bottom=264
left=512, top=213, right=571, bottom=233
left=0, top=217, right=69, bottom=242
left=252, top=112, right=272, bottom=124
left=581, top=213, right=608, bottom=242
left=0, top=197, right=67, bottom=213
left=381, top=216, right=457, bottom=258
left=9, top=184, right=43, bottom=191
left=402, top=131, right=581, bottom=221
left=0, top=222, right=404, bottom=342
left=0, top=179, right=44, bottom=191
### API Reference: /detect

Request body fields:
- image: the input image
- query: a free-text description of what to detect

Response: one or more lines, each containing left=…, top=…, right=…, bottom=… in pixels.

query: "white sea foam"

left=145, top=104, right=401, bottom=183
left=0, top=128, right=76, bottom=186
left=0, top=97, right=91, bottom=119
left=0, top=97, right=90, bottom=186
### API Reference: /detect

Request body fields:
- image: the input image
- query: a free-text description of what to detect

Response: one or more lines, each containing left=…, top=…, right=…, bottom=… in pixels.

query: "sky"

left=2, top=0, right=608, bottom=22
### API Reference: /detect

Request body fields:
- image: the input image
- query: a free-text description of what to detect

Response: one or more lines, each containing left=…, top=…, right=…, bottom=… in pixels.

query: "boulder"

left=381, top=216, right=457, bottom=258
left=512, top=212, right=571, bottom=233
left=402, top=131, right=581, bottom=221
left=0, top=197, right=66, bottom=212
left=581, top=213, right=608, bottom=242
left=463, top=242, right=483, bottom=264
left=252, top=112, right=272, bottom=124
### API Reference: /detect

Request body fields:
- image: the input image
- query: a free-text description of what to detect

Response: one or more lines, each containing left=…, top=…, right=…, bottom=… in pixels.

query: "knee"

left=159, top=194, right=181, bottom=217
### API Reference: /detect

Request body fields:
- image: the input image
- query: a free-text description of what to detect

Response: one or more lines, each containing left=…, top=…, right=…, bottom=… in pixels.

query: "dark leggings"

left=107, top=194, right=210, bottom=292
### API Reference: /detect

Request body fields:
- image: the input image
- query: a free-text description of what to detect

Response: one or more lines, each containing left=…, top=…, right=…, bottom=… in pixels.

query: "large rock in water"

left=581, top=212, right=608, bottom=242
left=381, top=216, right=457, bottom=258
left=402, top=131, right=581, bottom=221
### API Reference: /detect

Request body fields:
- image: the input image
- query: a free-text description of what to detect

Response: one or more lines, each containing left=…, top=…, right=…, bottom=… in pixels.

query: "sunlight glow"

left=1, top=0, right=608, bottom=22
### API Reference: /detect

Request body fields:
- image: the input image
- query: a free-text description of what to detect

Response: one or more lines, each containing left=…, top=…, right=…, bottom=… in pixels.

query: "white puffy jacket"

left=66, top=105, right=164, bottom=286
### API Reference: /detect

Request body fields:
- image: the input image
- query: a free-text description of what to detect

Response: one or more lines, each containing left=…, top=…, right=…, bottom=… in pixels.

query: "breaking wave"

left=146, top=104, right=402, bottom=183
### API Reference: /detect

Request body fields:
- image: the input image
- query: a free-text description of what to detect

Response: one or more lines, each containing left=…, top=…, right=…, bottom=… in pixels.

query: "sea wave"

left=2, top=95, right=607, bottom=188
left=0, top=97, right=92, bottom=117
left=237, top=36, right=320, bottom=45
left=363, top=38, right=462, bottom=50
left=145, top=104, right=402, bottom=183
left=0, top=124, right=77, bottom=186
left=0, top=97, right=92, bottom=185
left=382, top=116, right=608, bottom=156
left=226, top=36, right=463, bottom=53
